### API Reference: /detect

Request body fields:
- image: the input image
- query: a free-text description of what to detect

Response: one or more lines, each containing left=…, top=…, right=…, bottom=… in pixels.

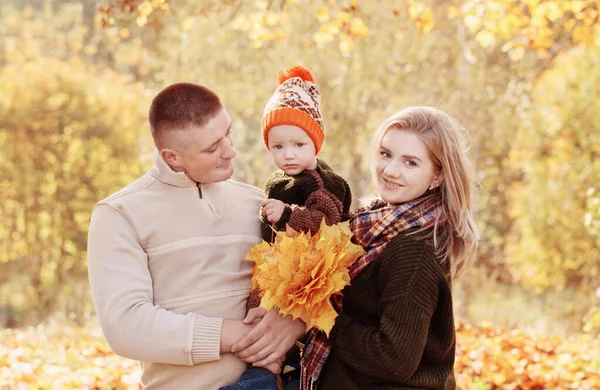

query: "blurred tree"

left=459, top=0, right=599, bottom=60
left=460, top=0, right=600, bottom=327
left=0, top=55, right=151, bottom=324
left=506, top=45, right=600, bottom=296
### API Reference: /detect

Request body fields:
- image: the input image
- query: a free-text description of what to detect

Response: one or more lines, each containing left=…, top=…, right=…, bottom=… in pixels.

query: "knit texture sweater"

left=260, top=158, right=352, bottom=243
left=87, top=151, right=264, bottom=389
left=317, top=229, right=456, bottom=390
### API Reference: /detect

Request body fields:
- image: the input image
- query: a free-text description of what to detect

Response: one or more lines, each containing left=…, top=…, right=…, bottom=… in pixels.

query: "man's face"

left=267, top=125, right=318, bottom=176
left=165, top=108, right=236, bottom=183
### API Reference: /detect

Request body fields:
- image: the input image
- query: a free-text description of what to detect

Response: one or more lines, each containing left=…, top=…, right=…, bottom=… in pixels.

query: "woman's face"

left=375, top=129, right=442, bottom=205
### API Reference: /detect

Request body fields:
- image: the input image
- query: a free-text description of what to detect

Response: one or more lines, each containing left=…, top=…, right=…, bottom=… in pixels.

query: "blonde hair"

left=370, top=107, right=479, bottom=279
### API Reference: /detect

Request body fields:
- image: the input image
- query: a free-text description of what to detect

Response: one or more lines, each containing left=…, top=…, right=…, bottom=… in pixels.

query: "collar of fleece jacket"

left=150, top=150, right=198, bottom=188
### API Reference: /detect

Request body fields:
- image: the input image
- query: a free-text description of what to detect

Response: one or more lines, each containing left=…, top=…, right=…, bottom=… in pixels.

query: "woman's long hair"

left=370, top=107, right=479, bottom=279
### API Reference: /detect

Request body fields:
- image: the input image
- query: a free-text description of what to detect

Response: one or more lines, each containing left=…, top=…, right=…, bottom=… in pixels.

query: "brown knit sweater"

left=260, top=158, right=352, bottom=243
left=317, top=229, right=456, bottom=390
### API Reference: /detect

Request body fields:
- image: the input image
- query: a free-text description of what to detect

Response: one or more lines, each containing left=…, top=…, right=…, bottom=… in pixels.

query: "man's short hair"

left=149, top=83, right=223, bottom=146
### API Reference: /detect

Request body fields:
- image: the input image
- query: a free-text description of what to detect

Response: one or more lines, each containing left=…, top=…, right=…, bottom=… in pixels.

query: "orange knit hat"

left=261, top=65, right=325, bottom=154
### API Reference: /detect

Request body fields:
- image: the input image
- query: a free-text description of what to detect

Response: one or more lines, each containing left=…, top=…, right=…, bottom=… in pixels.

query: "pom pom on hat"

left=278, top=65, right=315, bottom=84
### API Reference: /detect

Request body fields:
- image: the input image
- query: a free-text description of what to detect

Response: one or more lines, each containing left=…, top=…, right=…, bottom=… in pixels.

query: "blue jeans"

left=220, top=367, right=280, bottom=390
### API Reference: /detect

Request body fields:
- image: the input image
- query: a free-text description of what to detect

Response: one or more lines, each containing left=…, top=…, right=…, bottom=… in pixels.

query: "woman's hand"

left=243, top=308, right=285, bottom=376
left=243, top=307, right=267, bottom=325
left=220, top=319, right=255, bottom=354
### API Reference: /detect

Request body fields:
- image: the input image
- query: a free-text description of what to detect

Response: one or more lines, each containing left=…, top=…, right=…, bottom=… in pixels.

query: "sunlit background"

left=1, top=0, right=600, bottom=388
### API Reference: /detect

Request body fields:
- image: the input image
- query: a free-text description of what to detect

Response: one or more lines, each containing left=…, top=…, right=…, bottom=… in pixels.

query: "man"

left=87, top=83, right=306, bottom=389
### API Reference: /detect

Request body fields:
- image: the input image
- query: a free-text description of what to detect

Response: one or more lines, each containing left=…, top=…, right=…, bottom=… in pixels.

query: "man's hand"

left=231, top=309, right=306, bottom=367
left=220, top=319, right=255, bottom=354
left=261, top=199, right=286, bottom=223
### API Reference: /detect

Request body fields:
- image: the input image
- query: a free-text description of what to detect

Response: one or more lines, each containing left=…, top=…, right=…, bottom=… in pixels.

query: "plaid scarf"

left=300, top=194, right=441, bottom=390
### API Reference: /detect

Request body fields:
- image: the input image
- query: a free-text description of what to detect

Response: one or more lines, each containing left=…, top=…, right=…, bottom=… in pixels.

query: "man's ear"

left=160, top=148, right=184, bottom=170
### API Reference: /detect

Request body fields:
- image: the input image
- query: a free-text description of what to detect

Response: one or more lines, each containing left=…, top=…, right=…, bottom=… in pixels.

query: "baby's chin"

left=283, top=169, right=303, bottom=176
left=279, top=166, right=307, bottom=175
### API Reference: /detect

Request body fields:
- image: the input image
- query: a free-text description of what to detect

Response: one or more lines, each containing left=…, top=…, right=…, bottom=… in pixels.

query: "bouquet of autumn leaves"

left=246, top=219, right=364, bottom=336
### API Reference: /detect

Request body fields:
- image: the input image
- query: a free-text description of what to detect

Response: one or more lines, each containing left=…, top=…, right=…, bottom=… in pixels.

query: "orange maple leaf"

left=246, top=219, right=364, bottom=336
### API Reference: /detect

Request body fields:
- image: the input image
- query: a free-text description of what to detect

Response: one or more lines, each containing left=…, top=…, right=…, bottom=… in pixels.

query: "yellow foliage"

left=136, top=15, right=147, bottom=27
left=475, top=30, right=497, bottom=48
left=349, top=17, right=370, bottom=37
left=409, top=3, right=435, bottom=33
left=336, top=11, right=352, bottom=24
left=317, top=6, right=330, bottom=22
left=0, top=54, right=151, bottom=318
left=455, top=321, right=600, bottom=389
left=2, top=321, right=599, bottom=388
left=339, top=35, right=355, bottom=55
left=505, top=45, right=600, bottom=293
left=508, top=46, right=525, bottom=61
left=314, top=20, right=341, bottom=44
left=246, top=220, right=365, bottom=336
left=137, top=1, right=154, bottom=18
left=231, top=11, right=289, bottom=47
left=0, top=323, right=142, bottom=389
left=461, top=0, right=599, bottom=56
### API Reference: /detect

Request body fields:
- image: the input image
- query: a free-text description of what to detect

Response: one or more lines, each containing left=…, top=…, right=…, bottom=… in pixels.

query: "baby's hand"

left=262, top=199, right=285, bottom=223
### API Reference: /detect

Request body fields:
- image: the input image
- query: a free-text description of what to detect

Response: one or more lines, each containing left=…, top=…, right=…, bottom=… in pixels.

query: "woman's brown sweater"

left=317, top=229, right=457, bottom=390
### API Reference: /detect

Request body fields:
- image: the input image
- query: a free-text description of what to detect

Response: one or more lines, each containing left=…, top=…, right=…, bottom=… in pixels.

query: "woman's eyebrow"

left=402, top=154, right=422, bottom=162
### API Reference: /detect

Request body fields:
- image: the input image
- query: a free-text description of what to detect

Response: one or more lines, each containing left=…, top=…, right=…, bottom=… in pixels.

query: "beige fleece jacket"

left=87, top=151, right=264, bottom=389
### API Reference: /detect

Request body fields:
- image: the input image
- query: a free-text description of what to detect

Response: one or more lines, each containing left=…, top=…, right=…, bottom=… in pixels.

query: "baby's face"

left=268, top=125, right=318, bottom=175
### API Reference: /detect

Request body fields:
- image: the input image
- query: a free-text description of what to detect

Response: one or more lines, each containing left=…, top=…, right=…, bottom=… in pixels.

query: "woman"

left=301, top=106, right=479, bottom=389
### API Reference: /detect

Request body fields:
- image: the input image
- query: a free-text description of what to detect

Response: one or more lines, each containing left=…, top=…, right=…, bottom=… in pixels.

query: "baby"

left=245, top=65, right=353, bottom=389
left=259, top=65, right=352, bottom=243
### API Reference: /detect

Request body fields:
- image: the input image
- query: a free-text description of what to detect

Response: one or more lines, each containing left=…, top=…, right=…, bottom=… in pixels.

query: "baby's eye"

left=380, top=151, right=391, bottom=159
left=273, top=145, right=283, bottom=150
left=296, top=143, right=304, bottom=148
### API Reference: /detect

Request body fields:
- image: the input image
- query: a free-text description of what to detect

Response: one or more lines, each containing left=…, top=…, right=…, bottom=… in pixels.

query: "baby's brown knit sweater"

left=260, top=158, right=352, bottom=243
left=317, top=229, right=457, bottom=390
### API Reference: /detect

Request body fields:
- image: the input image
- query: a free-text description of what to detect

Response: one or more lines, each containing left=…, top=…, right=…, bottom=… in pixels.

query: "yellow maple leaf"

left=409, top=4, right=435, bottom=33
left=246, top=219, right=365, bottom=336
left=349, top=18, right=370, bottom=37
